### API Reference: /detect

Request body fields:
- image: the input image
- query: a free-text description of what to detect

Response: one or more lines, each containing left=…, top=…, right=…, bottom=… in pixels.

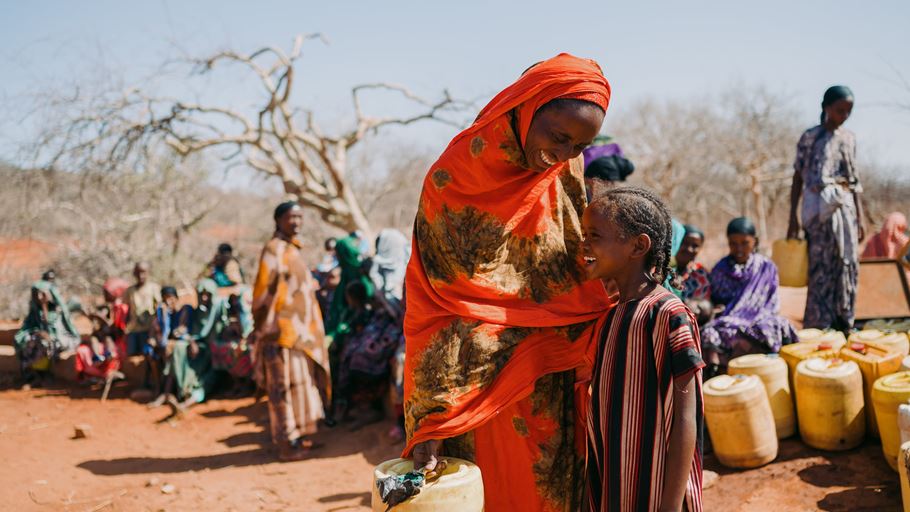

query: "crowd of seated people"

left=11, top=228, right=410, bottom=443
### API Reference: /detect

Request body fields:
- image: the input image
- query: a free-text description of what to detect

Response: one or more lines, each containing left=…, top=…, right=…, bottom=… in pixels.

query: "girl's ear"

left=630, top=233, right=652, bottom=259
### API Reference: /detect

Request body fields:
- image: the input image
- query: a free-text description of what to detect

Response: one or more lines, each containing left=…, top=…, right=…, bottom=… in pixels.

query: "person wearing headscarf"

left=147, top=286, right=194, bottom=403
left=582, top=141, right=635, bottom=202
left=702, top=218, right=797, bottom=373
left=77, top=277, right=130, bottom=381
left=788, top=85, right=864, bottom=331
left=403, top=53, right=613, bottom=510
left=251, top=201, right=330, bottom=462
left=862, top=212, right=909, bottom=259
left=14, top=280, right=80, bottom=387
left=326, top=232, right=374, bottom=334
left=369, top=228, right=410, bottom=304
left=676, top=225, right=711, bottom=302
left=157, top=279, right=224, bottom=412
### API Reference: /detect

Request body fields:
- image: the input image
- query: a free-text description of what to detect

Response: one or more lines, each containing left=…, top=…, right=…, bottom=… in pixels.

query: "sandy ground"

left=0, top=381, right=397, bottom=512
left=0, top=285, right=900, bottom=511
left=0, top=377, right=901, bottom=512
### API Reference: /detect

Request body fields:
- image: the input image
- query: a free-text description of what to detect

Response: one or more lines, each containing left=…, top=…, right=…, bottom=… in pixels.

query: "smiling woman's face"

left=523, top=101, right=603, bottom=172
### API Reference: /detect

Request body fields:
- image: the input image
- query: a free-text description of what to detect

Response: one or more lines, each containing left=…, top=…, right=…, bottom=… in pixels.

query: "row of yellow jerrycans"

left=705, top=327, right=910, bottom=473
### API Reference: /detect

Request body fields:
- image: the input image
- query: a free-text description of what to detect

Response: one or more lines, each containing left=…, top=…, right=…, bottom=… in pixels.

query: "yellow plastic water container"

left=780, top=340, right=843, bottom=399
left=900, top=441, right=910, bottom=512
left=873, top=372, right=910, bottom=472
left=371, top=458, right=484, bottom=512
left=840, top=341, right=904, bottom=437
left=728, top=354, right=795, bottom=439
left=704, top=374, right=778, bottom=468
left=794, top=358, right=865, bottom=451
left=772, top=239, right=809, bottom=287
left=851, top=329, right=910, bottom=356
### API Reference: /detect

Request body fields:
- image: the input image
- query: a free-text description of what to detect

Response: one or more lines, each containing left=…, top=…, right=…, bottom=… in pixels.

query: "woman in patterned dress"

left=404, top=53, right=614, bottom=511
left=787, top=85, right=865, bottom=331
left=251, top=201, right=331, bottom=462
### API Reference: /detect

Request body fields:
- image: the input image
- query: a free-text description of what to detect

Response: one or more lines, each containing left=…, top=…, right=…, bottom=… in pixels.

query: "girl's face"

left=676, top=234, right=704, bottom=268
left=824, top=98, right=853, bottom=129
left=524, top=103, right=603, bottom=173
left=582, top=206, right=650, bottom=281
left=728, top=233, right=757, bottom=265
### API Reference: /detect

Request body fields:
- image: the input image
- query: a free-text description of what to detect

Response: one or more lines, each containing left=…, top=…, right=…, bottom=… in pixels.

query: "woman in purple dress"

left=701, top=217, right=797, bottom=375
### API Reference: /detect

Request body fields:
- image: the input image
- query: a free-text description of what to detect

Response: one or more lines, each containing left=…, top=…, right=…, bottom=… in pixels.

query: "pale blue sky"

left=2, top=1, right=909, bottom=178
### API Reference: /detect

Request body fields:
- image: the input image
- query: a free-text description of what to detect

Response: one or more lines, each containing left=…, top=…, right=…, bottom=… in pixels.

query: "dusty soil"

left=0, top=284, right=894, bottom=511
left=0, top=377, right=900, bottom=512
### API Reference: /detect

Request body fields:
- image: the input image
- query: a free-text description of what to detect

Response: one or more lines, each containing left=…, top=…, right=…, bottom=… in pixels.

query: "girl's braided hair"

left=588, top=186, right=674, bottom=284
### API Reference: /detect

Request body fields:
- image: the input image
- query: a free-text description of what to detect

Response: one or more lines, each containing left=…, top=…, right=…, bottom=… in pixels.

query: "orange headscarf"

left=403, top=53, right=613, bottom=463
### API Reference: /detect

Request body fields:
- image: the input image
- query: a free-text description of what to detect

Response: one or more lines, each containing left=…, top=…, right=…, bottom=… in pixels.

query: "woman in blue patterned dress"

left=787, top=85, right=865, bottom=331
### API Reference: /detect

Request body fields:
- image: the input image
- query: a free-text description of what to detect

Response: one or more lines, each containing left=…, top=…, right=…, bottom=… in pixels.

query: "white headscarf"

left=370, top=228, right=410, bottom=301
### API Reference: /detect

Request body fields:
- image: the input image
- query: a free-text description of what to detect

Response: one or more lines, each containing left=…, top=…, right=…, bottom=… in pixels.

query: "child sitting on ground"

left=582, top=186, right=705, bottom=512
left=146, top=287, right=192, bottom=401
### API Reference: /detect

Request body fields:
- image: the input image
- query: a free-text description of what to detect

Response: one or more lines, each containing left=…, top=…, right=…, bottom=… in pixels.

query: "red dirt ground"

left=0, top=285, right=900, bottom=511
left=0, top=379, right=901, bottom=512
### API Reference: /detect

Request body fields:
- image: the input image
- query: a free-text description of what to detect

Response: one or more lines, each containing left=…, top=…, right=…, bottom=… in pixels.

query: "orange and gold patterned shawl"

left=252, top=236, right=331, bottom=386
left=403, top=54, right=614, bottom=510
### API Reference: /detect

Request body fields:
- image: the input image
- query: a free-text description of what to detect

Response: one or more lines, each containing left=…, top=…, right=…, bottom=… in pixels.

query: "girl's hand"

left=412, top=439, right=443, bottom=477
left=857, top=222, right=866, bottom=243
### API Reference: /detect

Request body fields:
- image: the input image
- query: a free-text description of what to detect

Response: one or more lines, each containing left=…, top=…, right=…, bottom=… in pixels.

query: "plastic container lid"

left=854, top=330, right=883, bottom=341
left=798, top=328, right=825, bottom=340
left=849, top=342, right=866, bottom=352
left=874, top=372, right=910, bottom=393
left=729, top=353, right=784, bottom=369
left=704, top=374, right=762, bottom=395
left=798, top=357, right=859, bottom=378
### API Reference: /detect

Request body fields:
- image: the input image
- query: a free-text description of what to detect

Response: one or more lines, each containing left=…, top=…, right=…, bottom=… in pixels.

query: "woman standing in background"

left=788, top=85, right=865, bottom=331
left=251, top=201, right=331, bottom=462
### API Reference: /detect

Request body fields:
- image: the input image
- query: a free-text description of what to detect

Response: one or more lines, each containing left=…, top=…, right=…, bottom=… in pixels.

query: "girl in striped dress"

left=581, top=186, right=705, bottom=512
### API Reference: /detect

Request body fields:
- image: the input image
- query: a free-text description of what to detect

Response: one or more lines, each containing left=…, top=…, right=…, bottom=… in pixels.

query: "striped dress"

left=587, top=287, right=705, bottom=512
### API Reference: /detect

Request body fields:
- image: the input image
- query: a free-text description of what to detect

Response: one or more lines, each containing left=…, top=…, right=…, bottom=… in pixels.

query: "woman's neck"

left=609, top=267, right=658, bottom=302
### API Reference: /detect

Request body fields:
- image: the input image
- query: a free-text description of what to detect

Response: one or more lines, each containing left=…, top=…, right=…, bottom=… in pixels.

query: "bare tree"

left=27, top=35, right=464, bottom=235
left=612, top=87, right=801, bottom=245
left=0, top=153, right=225, bottom=317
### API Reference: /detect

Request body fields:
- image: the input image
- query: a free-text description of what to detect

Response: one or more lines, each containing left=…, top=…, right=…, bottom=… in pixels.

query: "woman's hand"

left=412, top=439, right=443, bottom=477
left=857, top=221, right=866, bottom=244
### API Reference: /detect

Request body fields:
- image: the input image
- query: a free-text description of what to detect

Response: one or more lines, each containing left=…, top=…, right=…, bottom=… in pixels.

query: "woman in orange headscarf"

left=403, top=54, right=614, bottom=511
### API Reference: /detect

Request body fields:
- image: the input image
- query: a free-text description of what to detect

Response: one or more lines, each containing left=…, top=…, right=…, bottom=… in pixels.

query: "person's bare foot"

left=278, top=438, right=322, bottom=462
left=165, top=394, right=185, bottom=418
left=177, top=397, right=196, bottom=412
left=147, top=393, right=168, bottom=409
